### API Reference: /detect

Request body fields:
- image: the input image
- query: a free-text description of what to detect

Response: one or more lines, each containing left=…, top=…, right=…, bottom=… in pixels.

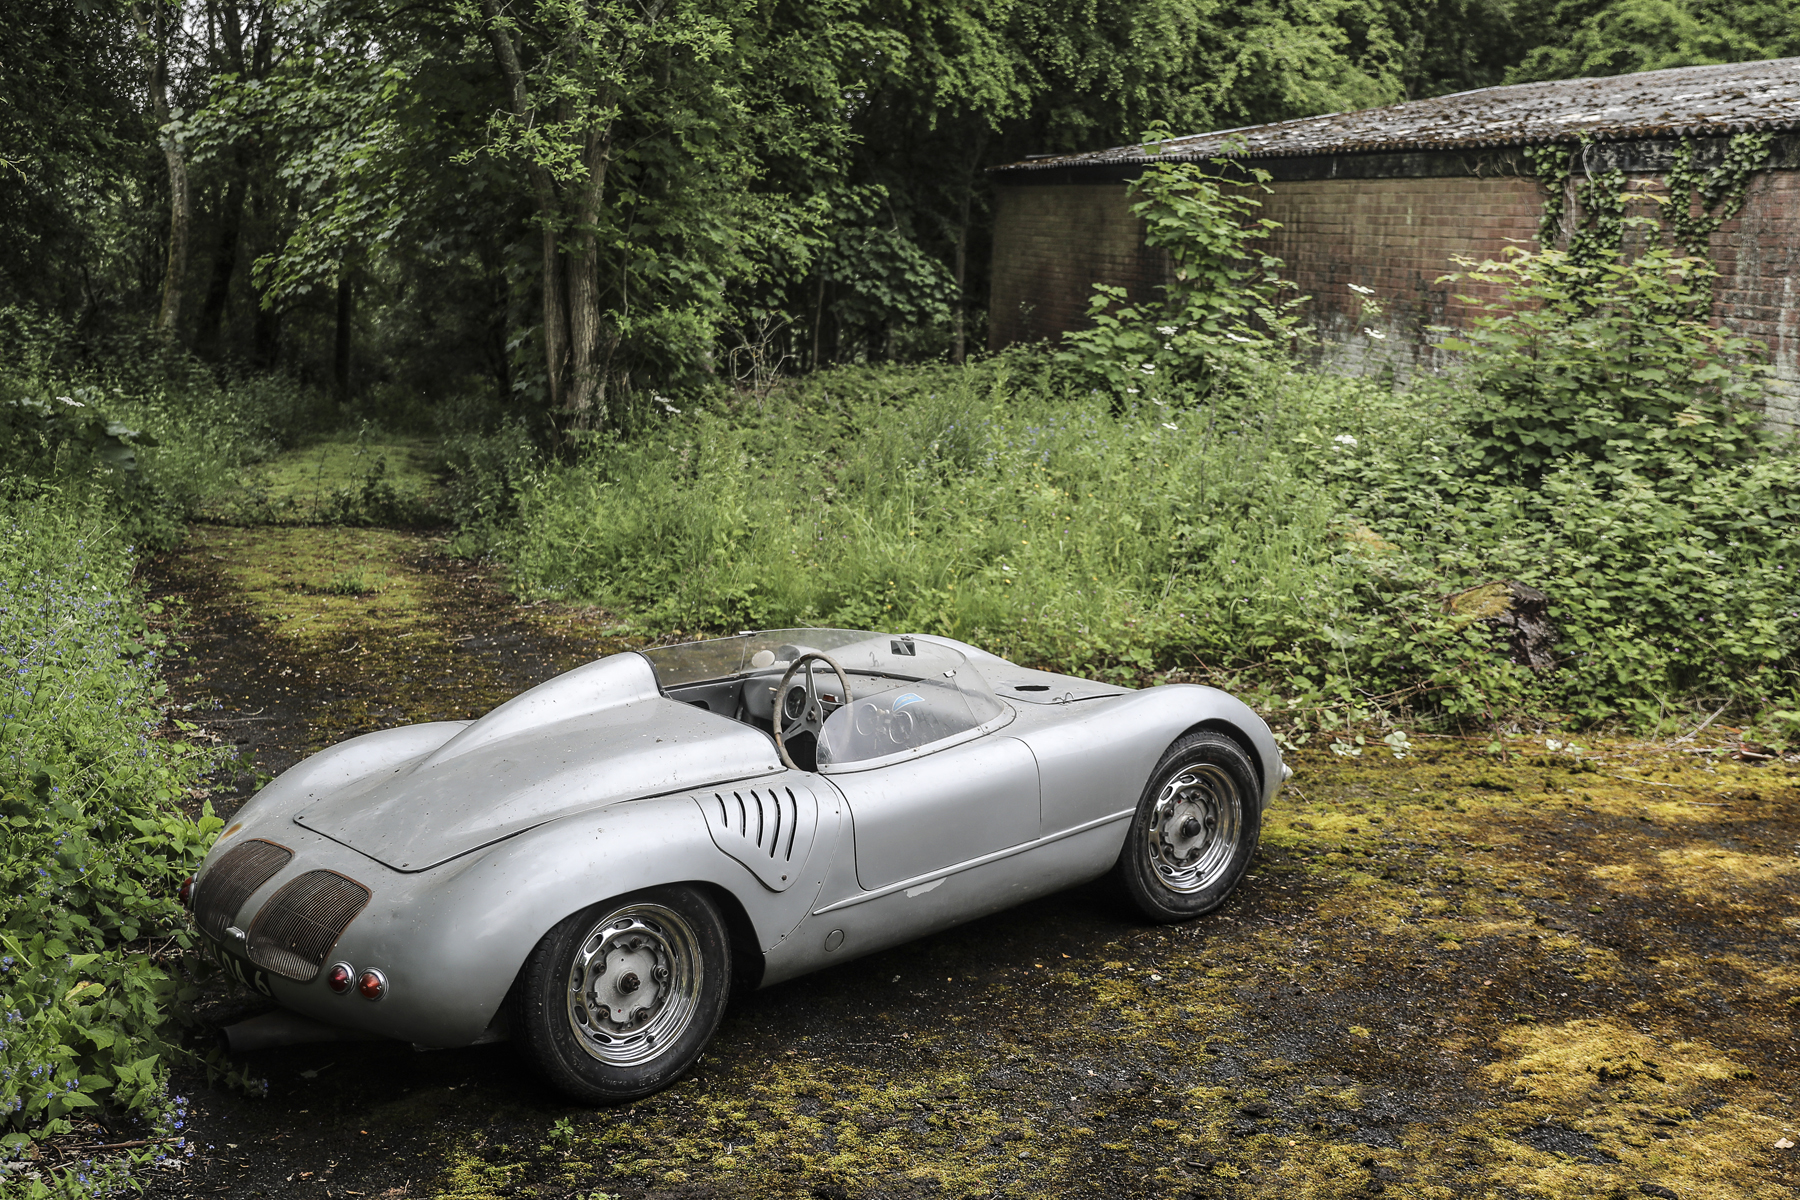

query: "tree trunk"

left=537, top=218, right=568, bottom=409
left=951, top=131, right=988, bottom=366
left=479, top=0, right=571, bottom=411
left=248, top=169, right=280, bottom=368
left=333, top=268, right=353, bottom=404
left=563, top=122, right=614, bottom=425
left=159, top=144, right=192, bottom=341
left=141, top=0, right=191, bottom=343
left=196, top=168, right=245, bottom=357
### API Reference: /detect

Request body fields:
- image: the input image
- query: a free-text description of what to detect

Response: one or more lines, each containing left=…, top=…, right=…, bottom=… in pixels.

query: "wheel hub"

left=1145, top=765, right=1241, bottom=894
left=565, top=906, right=703, bottom=1067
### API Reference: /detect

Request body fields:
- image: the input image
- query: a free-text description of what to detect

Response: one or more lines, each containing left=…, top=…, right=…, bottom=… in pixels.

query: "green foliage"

left=1506, top=0, right=1800, bottom=83
left=1663, top=133, right=1775, bottom=256
left=0, top=305, right=336, bottom=547
left=0, top=487, right=220, bottom=1194
left=493, top=360, right=1361, bottom=678
left=1056, top=141, right=1300, bottom=400
left=1440, top=238, right=1770, bottom=480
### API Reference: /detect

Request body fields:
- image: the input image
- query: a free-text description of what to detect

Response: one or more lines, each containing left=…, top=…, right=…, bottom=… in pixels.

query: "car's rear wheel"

left=513, top=885, right=730, bottom=1103
left=1114, top=731, right=1262, bottom=922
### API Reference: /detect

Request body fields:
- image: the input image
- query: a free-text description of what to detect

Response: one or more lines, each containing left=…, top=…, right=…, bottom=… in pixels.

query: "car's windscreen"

left=641, top=628, right=970, bottom=690
left=639, top=629, right=1007, bottom=766
left=815, top=674, right=996, bottom=766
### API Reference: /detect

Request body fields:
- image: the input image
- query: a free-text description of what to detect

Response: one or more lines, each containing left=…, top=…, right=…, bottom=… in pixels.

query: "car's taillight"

left=326, top=963, right=354, bottom=994
left=356, top=968, right=387, bottom=1001
left=178, top=876, right=195, bottom=908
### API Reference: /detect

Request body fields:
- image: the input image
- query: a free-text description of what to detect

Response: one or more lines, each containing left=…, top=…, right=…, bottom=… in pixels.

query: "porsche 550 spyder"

left=186, top=628, right=1287, bottom=1101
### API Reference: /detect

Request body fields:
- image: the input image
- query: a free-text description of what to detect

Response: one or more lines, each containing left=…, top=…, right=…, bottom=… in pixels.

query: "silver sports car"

left=186, top=628, right=1287, bottom=1100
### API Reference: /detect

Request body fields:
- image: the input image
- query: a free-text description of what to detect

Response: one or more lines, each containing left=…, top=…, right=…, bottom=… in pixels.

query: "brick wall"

left=990, top=162, right=1800, bottom=434
left=988, top=184, right=1168, bottom=349
left=1252, top=176, right=1543, bottom=378
left=1712, top=171, right=1800, bottom=432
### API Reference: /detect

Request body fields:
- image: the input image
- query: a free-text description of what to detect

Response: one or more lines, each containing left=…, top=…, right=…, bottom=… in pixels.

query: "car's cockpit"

left=638, top=629, right=1011, bottom=773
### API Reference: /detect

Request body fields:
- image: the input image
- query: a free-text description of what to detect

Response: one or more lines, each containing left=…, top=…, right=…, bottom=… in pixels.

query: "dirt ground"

left=130, top=524, right=1798, bottom=1200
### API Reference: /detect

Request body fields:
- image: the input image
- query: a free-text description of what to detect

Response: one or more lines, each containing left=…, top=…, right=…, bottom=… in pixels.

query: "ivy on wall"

left=1664, top=132, right=1776, bottom=255
left=1523, top=131, right=1775, bottom=264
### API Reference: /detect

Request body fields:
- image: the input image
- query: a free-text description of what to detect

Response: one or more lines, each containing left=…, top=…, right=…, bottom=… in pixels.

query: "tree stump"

left=1445, top=581, right=1557, bottom=671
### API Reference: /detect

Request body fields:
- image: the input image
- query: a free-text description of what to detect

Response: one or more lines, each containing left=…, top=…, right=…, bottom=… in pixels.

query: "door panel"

left=829, top=735, right=1040, bottom=891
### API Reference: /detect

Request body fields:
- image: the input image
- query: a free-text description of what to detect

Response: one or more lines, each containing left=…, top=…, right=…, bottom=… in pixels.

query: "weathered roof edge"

left=993, top=57, right=1800, bottom=175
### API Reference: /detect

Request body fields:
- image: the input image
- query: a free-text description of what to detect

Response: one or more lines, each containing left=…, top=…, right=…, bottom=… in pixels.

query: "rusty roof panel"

left=995, top=58, right=1800, bottom=174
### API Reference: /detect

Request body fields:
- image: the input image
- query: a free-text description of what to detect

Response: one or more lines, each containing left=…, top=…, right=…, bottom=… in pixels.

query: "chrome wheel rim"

left=1144, top=763, right=1241, bottom=894
left=564, top=903, right=703, bottom=1067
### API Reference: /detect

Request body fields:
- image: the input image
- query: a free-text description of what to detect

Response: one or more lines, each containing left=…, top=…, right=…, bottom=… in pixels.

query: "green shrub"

left=0, top=305, right=335, bottom=549
left=1055, top=137, right=1302, bottom=402
left=1441, top=237, right=1769, bottom=481
left=0, top=485, right=220, bottom=1196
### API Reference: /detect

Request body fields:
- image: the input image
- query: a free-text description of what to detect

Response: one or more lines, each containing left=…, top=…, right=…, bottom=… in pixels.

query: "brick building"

left=987, top=58, right=1800, bottom=433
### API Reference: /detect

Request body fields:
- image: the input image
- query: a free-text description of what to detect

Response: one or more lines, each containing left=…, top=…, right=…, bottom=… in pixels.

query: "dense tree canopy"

left=1, top=0, right=1788, bottom=424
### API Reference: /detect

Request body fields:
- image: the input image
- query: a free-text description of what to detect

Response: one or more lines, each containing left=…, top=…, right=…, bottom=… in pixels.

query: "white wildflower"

left=1126, top=387, right=1139, bottom=394
left=1161, top=422, right=1179, bottom=432
left=1364, top=327, right=1387, bottom=340
left=1157, top=325, right=1177, bottom=336
left=57, top=395, right=84, bottom=408
left=1139, top=363, right=1156, bottom=375
left=1333, top=434, right=1358, bottom=447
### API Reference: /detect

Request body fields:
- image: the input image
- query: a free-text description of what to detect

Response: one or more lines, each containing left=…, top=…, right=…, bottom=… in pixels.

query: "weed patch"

left=0, top=488, right=219, bottom=1197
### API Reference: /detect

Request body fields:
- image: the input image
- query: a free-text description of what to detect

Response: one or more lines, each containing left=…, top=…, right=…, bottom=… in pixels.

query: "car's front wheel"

left=1114, top=731, right=1262, bottom=922
left=513, top=885, right=730, bottom=1103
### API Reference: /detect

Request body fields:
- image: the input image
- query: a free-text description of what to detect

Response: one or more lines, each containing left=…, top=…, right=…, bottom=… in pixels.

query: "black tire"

left=512, top=885, right=730, bottom=1103
left=1113, top=731, right=1262, bottom=922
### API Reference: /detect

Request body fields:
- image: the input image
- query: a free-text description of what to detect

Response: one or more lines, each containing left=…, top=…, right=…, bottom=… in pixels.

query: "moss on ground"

left=145, top=525, right=1800, bottom=1200
left=402, top=739, right=1796, bottom=1200
left=198, top=430, right=443, bottom=525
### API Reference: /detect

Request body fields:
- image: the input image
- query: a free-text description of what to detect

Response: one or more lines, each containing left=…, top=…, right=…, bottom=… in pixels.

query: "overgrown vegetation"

left=0, top=487, right=220, bottom=1198
left=473, top=151, right=1800, bottom=738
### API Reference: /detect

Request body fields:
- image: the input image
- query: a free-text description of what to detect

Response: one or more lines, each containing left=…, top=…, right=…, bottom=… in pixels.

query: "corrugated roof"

left=996, top=57, right=1800, bottom=172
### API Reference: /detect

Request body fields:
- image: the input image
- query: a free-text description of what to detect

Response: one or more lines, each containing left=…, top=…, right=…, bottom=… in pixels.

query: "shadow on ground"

left=136, top=526, right=1798, bottom=1200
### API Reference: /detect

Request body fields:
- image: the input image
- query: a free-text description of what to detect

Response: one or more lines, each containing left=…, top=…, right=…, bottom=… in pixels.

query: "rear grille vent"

left=709, top=787, right=801, bottom=861
left=246, top=871, right=371, bottom=982
left=193, top=839, right=292, bottom=942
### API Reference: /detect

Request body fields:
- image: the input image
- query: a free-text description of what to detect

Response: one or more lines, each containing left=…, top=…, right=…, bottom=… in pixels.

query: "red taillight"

left=326, top=963, right=354, bottom=994
left=178, top=876, right=195, bottom=908
left=356, top=968, right=387, bottom=1001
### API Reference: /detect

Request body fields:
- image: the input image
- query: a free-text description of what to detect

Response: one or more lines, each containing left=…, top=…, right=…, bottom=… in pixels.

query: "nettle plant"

left=1441, top=218, right=1769, bottom=482
left=1057, top=130, right=1302, bottom=401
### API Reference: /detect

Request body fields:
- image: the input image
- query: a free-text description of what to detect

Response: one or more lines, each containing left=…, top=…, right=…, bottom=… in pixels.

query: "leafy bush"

left=0, top=305, right=334, bottom=548
left=1441, top=238, right=1768, bottom=480
left=0, top=485, right=219, bottom=1196
left=1055, top=139, right=1301, bottom=401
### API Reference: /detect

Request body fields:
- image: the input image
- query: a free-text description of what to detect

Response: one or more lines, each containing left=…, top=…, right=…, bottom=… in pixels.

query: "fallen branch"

left=81, top=1137, right=180, bottom=1152
left=1602, top=772, right=1693, bottom=791
left=1671, top=700, right=1730, bottom=744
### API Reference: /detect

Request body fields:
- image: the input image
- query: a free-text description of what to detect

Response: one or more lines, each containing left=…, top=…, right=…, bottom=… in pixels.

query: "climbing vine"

left=1523, top=131, right=1775, bottom=263
left=1521, top=142, right=1574, bottom=246
left=1664, top=132, right=1775, bottom=255
left=1567, top=167, right=1629, bottom=265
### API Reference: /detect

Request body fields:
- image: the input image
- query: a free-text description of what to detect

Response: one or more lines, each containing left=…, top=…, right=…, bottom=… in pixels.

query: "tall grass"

left=502, top=362, right=1393, bottom=674
left=494, top=357, right=1800, bottom=733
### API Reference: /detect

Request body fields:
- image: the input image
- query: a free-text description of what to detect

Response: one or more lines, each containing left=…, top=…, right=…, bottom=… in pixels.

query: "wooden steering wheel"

left=772, top=651, right=855, bottom=771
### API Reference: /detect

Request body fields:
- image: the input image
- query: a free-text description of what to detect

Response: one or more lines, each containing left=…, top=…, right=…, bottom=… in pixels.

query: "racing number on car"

left=210, top=939, right=274, bottom=997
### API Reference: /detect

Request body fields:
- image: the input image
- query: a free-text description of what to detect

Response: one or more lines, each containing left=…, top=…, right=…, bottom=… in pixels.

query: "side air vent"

left=193, top=839, right=292, bottom=943
left=246, top=870, right=372, bottom=982
left=694, top=784, right=818, bottom=892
